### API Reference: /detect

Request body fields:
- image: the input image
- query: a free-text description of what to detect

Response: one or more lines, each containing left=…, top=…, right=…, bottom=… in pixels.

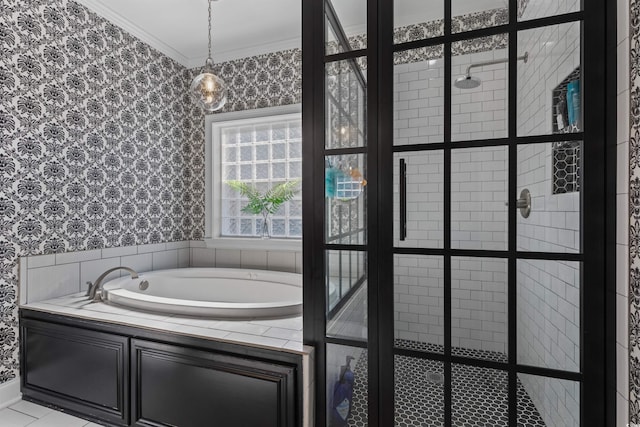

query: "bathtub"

left=101, top=268, right=302, bottom=319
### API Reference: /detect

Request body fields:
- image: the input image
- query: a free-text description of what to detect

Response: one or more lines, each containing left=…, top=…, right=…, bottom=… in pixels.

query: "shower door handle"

left=400, top=158, right=407, bottom=241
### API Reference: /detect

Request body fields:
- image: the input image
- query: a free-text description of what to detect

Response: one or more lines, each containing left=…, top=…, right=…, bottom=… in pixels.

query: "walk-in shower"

left=304, top=0, right=613, bottom=425
left=454, top=52, right=528, bottom=89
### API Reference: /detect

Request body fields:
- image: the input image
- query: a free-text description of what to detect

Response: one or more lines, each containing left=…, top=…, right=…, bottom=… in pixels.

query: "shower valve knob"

left=505, top=188, right=531, bottom=219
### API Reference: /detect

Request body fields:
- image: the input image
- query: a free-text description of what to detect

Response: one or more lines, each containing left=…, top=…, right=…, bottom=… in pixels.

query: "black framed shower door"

left=303, top=0, right=616, bottom=425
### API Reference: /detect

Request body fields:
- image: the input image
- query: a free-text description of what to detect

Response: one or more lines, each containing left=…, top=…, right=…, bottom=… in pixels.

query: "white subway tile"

left=191, top=248, right=215, bottom=267
left=152, top=250, right=178, bottom=270
left=28, top=254, right=55, bottom=269
left=120, top=253, right=153, bottom=273
left=166, top=241, right=190, bottom=250
left=101, top=245, right=137, bottom=258
left=27, top=263, right=80, bottom=303
left=240, top=250, right=268, bottom=270
left=215, top=249, right=241, bottom=268
left=137, top=243, right=168, bottom=254
left=55, top=249, right=101, bottom=265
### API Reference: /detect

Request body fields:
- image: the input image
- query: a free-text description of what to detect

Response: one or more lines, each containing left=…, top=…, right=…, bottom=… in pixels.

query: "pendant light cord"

left=208, top=0, right=213, bottom=60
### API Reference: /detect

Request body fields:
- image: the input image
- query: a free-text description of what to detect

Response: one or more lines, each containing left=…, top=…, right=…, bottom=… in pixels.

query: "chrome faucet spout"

left=87, top=266, right=139, bottom=301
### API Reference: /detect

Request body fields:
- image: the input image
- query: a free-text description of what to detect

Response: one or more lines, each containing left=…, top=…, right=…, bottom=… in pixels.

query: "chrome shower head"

left=454, top=51, right=528, bottom=90
left=454, top=75, right=482, bottom=89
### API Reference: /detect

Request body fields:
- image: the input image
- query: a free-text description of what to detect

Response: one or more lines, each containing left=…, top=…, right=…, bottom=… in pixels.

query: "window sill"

left=204, top=237, right=302, bottom=252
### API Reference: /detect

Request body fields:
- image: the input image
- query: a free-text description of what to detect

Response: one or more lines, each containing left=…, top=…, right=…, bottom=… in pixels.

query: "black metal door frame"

left=303, top=0, right=617, bottom=425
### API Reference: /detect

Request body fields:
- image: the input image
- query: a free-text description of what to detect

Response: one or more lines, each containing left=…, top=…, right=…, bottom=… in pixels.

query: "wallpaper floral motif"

left=0, top=0, right=206, bottom=382
left=208, top=49, right=302, bottom=113
left=630, top=0, right=640, bottom=420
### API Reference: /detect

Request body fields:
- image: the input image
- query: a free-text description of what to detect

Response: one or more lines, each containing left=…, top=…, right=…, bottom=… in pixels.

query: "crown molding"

left=72, top=0, right=191, bottom=67
left=187, top=36, right=301, bottom=69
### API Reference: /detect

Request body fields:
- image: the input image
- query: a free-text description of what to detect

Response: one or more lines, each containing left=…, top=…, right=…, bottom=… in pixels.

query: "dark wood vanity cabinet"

left=131, top=340, right=295, bottom=427
left=20, top=310, right=301, bottom=427
left=20, top=318, right=130, bottom=425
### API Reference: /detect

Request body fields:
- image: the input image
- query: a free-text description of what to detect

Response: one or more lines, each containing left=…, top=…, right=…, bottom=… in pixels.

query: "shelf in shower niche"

left=552, top=67, right=582, bottom=135
left=550, top=67, right=582, bottom=195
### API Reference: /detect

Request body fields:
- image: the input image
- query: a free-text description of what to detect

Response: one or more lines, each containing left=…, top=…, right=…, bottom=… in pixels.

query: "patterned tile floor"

left=0, top=400, right=101, bottom=427
left=347, top=341, right=546, bottom=427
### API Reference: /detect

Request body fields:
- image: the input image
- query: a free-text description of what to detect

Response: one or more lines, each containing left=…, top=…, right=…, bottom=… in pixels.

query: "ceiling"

left=75, top=0, right=508, bottom=68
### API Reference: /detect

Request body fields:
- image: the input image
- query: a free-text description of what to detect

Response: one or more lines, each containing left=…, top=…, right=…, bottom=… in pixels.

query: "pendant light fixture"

left=190, top=0, right=227, bottom=112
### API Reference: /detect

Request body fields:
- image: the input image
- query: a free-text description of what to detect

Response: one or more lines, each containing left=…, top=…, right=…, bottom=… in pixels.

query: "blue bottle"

left=330, top=357, right=355, bottom=427
left=572, top=80, right=581, bottom=129
left=566, top=81, right=575, bottom=127
left=325, top=167, right=337, bottom=198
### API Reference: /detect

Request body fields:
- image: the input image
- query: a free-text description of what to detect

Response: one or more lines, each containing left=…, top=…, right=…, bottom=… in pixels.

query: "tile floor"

left=0, top=400, right=102, bottom=427
left=345, top=341, right=546, bottom=427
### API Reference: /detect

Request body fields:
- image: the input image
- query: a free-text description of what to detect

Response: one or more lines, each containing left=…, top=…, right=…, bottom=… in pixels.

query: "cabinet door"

left=21, top=319, right=129, bottom=425
left=131, top=339, right=296, bottom=427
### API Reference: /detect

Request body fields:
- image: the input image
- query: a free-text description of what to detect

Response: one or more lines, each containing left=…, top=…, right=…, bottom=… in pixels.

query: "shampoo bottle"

left=572, top=80, right=581, bottom=129
left=556, top=101, right=565, bottom=131
left=566, top=82, right=575, bottom=127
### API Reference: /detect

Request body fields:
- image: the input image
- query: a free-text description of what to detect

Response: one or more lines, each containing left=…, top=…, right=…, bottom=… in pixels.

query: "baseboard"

left=0, top=378, right=21, bottom=409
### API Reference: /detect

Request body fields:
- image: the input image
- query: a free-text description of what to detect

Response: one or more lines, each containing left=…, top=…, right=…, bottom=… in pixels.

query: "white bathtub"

left=102, top=268, right=302, bottom=319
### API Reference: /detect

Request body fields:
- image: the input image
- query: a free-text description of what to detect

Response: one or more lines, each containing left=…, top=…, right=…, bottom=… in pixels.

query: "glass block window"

left=219, top=117, right=302, bottom=238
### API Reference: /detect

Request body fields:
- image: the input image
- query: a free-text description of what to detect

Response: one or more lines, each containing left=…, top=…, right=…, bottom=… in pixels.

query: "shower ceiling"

left=74, top=0, right=507, bottom=67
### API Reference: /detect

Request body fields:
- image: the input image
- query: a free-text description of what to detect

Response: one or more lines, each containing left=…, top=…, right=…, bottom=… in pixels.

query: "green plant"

left=226, top=179, right=300, bottom=216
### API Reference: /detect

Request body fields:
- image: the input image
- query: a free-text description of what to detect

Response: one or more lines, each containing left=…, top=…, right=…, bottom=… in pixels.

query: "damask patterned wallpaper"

left=207, top=49, right=301, bottom=113
left=0, top=0, right=206, bottom=382
left=629, top=0, right=640, bottom=420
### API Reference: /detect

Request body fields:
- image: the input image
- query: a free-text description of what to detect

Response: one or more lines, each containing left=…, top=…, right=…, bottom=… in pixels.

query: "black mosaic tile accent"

left=395, top=339, right=508, bottom=363
left=347, top=341, right=545, bottom=427
left=552, top=141, right=581, bottom=195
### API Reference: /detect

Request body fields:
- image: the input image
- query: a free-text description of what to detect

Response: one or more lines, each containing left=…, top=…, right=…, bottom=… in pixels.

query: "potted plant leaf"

left=226, top=179, right=300, bottom=238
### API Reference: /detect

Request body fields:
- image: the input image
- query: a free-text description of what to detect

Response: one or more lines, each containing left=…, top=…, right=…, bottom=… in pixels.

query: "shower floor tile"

left=345, top=340, right=546, bottom=427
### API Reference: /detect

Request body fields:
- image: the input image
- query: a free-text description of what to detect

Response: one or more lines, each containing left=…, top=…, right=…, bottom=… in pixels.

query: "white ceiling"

left=75, top=0, right=508, bottom=68
left=75, top=0, right=303, bottom=67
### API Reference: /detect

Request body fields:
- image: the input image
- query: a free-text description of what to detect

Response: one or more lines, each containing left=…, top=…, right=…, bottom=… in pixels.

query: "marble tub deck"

left=22, top=292, right=309, bottom=355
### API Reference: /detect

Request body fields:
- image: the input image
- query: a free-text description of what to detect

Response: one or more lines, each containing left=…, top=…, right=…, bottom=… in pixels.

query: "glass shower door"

left=303, top=0, right=611, bottom=425
left=322, top=1, right=370, bottom=426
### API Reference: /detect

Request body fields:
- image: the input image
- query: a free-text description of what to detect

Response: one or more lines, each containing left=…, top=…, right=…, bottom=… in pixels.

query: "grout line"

left=5, top=407, right=38, bottom=422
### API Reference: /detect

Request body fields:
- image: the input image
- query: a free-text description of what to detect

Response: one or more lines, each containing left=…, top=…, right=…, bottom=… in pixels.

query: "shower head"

left=454, top=51, right=529, bottom=90
left=454, top=75, right=482, bottom=89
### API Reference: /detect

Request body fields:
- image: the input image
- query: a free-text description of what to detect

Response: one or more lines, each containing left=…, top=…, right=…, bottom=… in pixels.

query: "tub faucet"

left=87, top=266, right=139, bottom=301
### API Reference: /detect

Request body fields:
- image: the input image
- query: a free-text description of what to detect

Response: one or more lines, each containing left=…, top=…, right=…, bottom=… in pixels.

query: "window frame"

left=205, top=104, right=303, bottom=251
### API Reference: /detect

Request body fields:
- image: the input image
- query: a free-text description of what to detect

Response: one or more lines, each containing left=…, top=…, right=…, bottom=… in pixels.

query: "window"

left=206, top=105, right=302, bottom=249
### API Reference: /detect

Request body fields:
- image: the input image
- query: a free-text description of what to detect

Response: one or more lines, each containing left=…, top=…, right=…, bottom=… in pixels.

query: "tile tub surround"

left=189, top=240, right=303, bottom=274
left=19, top=242, right=190, bottom=305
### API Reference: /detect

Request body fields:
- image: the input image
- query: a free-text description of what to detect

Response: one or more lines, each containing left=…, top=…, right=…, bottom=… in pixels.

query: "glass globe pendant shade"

left=190, top=58, right=227, bottom=112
